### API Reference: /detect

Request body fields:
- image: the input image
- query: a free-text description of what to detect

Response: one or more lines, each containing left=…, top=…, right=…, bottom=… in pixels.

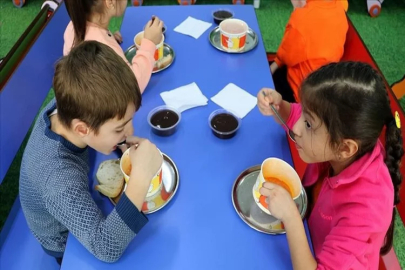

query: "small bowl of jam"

left=208, top=109, right=240, bottom=139
left=148, top=105, right=181, bottom=136
left=212, top=10, right=234, bottom=25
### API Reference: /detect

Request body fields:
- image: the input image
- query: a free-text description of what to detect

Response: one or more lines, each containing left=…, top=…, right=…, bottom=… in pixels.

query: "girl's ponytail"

left=65, top=0, right=95, bottom=45
left=380, top=117, right=403, bottom=255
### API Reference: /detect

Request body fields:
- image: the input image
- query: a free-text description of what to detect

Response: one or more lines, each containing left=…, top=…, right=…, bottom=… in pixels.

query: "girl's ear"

left=337, top=139, right=359, bottom=160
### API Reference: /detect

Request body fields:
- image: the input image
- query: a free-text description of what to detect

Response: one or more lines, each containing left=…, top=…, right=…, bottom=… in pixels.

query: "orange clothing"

left=274, top=0, right=348, bottom=101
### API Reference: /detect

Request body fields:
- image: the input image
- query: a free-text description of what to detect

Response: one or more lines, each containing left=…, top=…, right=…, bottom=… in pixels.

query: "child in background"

left=20, top=41, right=163, bottom=264
left=271, top=0, right=348, bottom=102
left=64, top=0, right=163, bottom=93
left=257, top=62, right=403, bottom=269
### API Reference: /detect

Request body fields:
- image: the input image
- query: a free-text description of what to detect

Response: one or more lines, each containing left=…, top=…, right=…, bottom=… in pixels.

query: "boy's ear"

left=71, top=119, right=90, bottom=138
left=338, top=139, right=359, bottom=160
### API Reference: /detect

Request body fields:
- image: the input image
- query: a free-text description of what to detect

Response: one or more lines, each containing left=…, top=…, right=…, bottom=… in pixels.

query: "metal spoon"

left=117, top=140, right=128, bottom=147
left=117, top=140, right=139, bottom=150
left=262, top=91, right=296, bottom=143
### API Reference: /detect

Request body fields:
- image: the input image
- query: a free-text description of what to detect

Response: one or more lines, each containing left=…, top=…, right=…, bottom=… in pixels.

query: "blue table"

left=61, top=5, right=311, bottom=269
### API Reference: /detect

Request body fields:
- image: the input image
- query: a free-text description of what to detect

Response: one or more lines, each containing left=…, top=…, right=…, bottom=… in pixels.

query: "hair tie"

left=387, top=112, right=401, bottom=129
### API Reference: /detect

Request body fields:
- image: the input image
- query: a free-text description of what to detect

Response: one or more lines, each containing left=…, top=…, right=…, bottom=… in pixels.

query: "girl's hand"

left=259, top=182, right=300, bottom=223
left=257, top=88, right=283, bottom=116
left=144, top=16, right=164, bottom=45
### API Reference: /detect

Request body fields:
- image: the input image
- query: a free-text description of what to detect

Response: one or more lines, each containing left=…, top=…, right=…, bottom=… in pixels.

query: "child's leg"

left=233, top=0, right=245, bottom=4
left=269, top=61, right=296, bottom=103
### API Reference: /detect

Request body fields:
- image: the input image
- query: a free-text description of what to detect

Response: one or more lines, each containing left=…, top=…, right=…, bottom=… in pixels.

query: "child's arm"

left=45, top=169, right=148, bottom=263
left=130, top=39, right=155, bottom=93
left=284, top=211, right=318, bottom=270
left=270, top=62, right=279, bottom=74
left=260, top=183, right=317, bottom=270
left=274, top=19, right=307, bottom=68
left=128, top=17, right=164, bottom=94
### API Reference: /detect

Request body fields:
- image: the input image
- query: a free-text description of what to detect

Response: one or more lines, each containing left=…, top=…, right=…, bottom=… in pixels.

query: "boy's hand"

left=126, top=136, right=163, bottom=184
left=257, top=88, right=283, bottom=116
left=259, top=182, right=299, bottom=223
left=144, top=16, right=164, bottom=45
left=124, top=136, right=163, bottom=211
left=113, top=31, right=123, bottom=44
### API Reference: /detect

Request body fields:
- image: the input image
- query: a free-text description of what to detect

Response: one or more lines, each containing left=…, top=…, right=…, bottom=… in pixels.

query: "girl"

left=257, top=62, right=403, bottom=269
left=64, top=0, right=163, bottom=93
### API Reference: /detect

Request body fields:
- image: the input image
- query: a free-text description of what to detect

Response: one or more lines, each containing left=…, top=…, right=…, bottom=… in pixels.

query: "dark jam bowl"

left=212, top=10, right=234, bottom=25
left=208, top=109, right=241, bottom=139
left=148, top=106, right=181, bottom=136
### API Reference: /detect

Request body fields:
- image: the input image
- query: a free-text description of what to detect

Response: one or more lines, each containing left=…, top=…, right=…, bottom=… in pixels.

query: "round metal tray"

left=109, top=153, right=179, bottom=214
left=209, top=27, right=258, bottom=53
left=232, top=165, right=307, bottom=234
left=124, top=43, right=175, bottom=73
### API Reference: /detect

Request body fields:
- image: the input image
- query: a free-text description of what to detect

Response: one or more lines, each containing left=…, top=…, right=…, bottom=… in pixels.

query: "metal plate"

left=232, top=165, right=308, bottom=234
left=124, top=43, right=175, bottom=74
left=109, top=153, right=179, bottom=214
left=209, top=27, right=258, bottom=53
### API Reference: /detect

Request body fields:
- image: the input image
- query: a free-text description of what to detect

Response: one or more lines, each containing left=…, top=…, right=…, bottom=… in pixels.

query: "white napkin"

left=160, top=82, right=208, bottom=112
left=211, top=83, right=257, bottom=119
left=174, top=16, right=212, bottom=39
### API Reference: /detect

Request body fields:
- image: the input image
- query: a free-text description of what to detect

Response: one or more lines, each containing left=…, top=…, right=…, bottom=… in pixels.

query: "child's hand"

left=126, top=136, right=163, bottom=185
left=144, top=16, right=164, bottom=45
left=259, top=182, right=299, bottom=223
left=113, top=31, right=123, bottom=44
left=257, top=88, right=283, bottom=116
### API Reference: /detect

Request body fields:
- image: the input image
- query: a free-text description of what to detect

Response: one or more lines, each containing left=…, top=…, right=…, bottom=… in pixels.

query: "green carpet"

left=1, top=0, right=405, bottom=267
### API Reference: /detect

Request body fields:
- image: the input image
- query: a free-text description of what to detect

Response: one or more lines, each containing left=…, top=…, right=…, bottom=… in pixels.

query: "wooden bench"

left=267, top=17, right=405, bottom=270
left=0, top=3, right=68, bottom=269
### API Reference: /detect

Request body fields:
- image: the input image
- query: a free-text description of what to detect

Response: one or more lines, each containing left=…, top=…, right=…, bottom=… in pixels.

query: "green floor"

left=1, top=0, right=405, bottom=267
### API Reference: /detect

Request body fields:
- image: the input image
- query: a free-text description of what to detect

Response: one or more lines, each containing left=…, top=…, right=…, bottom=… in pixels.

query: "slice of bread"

left=95, top=159, right=124, bottom=198
left=157, top=54, right=173, bottom=69
left=95, top=184, right=123, bottom=198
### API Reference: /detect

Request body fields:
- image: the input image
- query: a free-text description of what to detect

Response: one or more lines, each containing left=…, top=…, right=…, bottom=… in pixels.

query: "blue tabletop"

left=62, top=5, right=310, bottom=269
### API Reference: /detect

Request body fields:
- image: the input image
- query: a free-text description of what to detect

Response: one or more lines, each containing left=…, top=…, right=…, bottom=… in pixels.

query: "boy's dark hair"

left=300, top=61, right=403, bottom=255
left=53, top=40, right=141, bottom=133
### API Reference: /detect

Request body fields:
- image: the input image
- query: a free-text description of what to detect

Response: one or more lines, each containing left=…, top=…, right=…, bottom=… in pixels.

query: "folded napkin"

left=174, top=16, right=212, bottom=39
left=211, top=83, right=257, bottom=119
left=160, top=82, right=208, bottom=112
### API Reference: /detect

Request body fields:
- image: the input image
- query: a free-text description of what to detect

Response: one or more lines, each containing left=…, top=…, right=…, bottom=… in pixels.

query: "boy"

left=19, top=41, right=162, bottom=264
left=272, top=0, right=348, bottom=102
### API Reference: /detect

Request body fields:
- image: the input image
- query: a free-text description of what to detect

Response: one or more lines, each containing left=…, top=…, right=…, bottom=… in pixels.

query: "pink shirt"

left=63, top=21, right=155, bottom=93
left=287, top=103, right=394, bottom=269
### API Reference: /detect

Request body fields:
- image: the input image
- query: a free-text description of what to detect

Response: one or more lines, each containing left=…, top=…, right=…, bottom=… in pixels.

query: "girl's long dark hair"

left=65, top=0, right=102, bottom=45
